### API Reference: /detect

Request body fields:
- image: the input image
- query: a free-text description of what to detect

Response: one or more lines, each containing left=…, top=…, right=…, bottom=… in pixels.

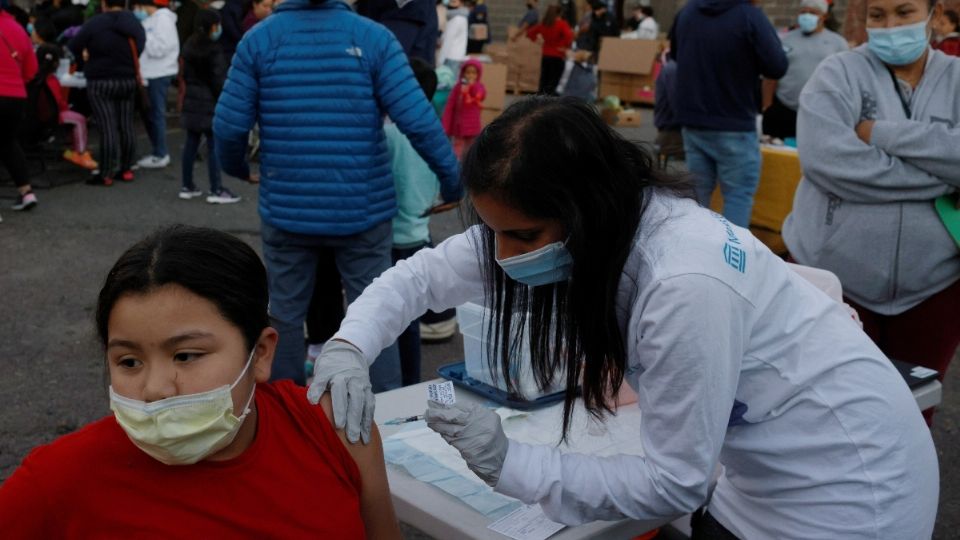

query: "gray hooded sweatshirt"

left=783, top=46, right=960, bottom=315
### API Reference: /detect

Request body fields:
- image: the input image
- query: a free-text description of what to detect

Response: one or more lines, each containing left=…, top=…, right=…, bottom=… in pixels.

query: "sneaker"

left=63, top=150, right=98, bottom=170
left=85, top=174, right=113, bottom=187
left=11, top=192, right=37, bottom=211
left=178, top=187, right=203, bottom=200
left=120, top=170, right=135, bottom=182
left=136, top=155, right=170, bottom=169
left=206, top=188, right=241, bottom=204
left=420, top=318, right=458, bottom=342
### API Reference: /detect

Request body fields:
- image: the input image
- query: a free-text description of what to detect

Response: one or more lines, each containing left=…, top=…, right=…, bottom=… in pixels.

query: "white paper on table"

left=487, top=504, right=566, bottom=540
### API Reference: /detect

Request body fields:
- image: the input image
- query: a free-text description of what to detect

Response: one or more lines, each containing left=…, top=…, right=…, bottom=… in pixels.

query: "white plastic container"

left=456, top=302, right=564, bottom=399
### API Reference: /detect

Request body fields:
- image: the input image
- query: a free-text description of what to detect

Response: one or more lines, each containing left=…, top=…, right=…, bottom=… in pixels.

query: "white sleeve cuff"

left=494, top=439, right=549, bottom=503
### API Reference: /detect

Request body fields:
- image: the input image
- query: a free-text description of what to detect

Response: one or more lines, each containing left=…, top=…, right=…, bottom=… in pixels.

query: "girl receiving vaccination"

left=0, top=225, right=401, bottom=539
left=441, top=58, right=486, bottom=158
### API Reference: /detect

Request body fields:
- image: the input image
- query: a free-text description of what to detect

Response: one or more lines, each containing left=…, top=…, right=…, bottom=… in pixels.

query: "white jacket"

left=338, top=191, right=938, bottom=539
left=139, top=8, right=179, bottom=80
left=437, top=13, right=468, bottom=67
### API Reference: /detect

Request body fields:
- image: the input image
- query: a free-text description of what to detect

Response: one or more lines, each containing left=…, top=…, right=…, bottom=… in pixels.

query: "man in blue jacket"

left=671, top=0, right=787, bottom=227
left=214, top=0, right=461, bottom=391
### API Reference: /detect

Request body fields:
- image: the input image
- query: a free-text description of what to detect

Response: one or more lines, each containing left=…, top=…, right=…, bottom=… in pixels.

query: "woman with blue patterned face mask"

left=311, top=97, right=940, bottom=538
left=784, top=0, right=960, bottom=429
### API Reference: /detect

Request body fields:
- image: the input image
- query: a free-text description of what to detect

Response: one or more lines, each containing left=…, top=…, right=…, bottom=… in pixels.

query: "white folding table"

left=377, top=378, right=942, bottom=540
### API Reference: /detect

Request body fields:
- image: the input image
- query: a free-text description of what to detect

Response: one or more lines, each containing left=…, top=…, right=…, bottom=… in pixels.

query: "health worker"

left=308, top=97, right=939, bottom=538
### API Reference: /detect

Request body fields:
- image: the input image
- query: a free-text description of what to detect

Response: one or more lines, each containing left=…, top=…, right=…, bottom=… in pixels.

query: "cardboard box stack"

left=478, top=62, right=507, bottom=127
left=484, top=26, right=542, bottom=94
left=597, top=37, right=661, bottom=106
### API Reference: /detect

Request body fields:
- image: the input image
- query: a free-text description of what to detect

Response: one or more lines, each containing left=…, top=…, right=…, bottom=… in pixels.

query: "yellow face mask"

left=109, top=349, right=256, bottom=465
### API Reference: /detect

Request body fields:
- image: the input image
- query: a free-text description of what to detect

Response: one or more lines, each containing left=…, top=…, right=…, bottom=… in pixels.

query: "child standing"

left=441, top=58, right=485, bottom=159
left=178, top=9, right=239, bottom=204
left=33, top=42, right=97, bottom=170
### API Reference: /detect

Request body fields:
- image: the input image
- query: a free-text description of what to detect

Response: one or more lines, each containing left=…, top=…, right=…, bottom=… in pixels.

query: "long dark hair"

left=95, top=225, right=270, bottom=351
left=542, top=4, right=560, bottom=26
left=462, top=96, right=692, bottom=439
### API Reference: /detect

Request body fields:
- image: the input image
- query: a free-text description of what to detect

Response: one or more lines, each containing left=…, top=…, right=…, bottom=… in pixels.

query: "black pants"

left=0, top=97, right=30, bottom=188
left=305, top=248, right=345, bottom=345
left=761, top=95, right=798, bottom=140
left=538, top=56, right=565, bottom=96
left=87, top=78, right=138, bottom=177
left=691, top=509, right=740, bottom=540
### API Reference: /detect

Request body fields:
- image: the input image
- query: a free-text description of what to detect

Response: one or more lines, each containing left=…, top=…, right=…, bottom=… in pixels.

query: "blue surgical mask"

left=211, top=27, right=223, bottom=41
left=26, top=23, right=35, bottom=35
left=497, top=241, right=573, bottom=287
left=867, top=14, right=932, bottom=66
left=797, top=13, right=819, bottom=34
left=134, top=9, right=149, bottom=21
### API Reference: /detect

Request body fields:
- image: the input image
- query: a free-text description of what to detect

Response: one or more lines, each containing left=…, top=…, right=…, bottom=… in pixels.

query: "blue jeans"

left=391, top=242, right=430, bottom=387
left=682, top=128, right=761, bottom=228
left=181, top=130, right=221, bottom=193
left=145, top=76, right=173, bottom=157
left=261, top=220, right=402, bottom=391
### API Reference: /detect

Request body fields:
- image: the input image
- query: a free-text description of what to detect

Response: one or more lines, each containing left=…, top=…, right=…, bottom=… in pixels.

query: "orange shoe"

left=77, top=151, right=98, bottom=170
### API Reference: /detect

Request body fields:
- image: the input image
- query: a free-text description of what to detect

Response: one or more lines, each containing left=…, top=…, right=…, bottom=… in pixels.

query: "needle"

left=384, top=414, right=426, bottom=425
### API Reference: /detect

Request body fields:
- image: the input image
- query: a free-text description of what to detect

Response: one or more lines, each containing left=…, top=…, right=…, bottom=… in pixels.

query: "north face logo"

left=346, top=47, right=363, bottom=58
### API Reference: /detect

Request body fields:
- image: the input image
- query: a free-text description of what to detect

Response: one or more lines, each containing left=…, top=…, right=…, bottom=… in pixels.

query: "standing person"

left=513, top=0, right=538, bottom=39
left=783, top=0, right=960, bottom=423
left=932, top=8, right=960, bottom=56
left=582, top=0, right=618, bottom=55
left=441, top=58, right=485, bottom=158
left=217, top=0, right=244, bottom=64
left=356, top=0, right=439, bottom=65
left=466, top=0, right=488, bottom=54
left=654, top=51, right=683, bottom=161
left=0, top=3, right=39, bottom=213
left=526, top=5, right=573, bottom=95
left=761, top=0, right=847, bottom=139
left=133, top=0, right=180, bottom=170
left=671, top=0, right=787, bottom=227
left=214, top=0, right=461, bottom=389
left=179, top=9, right=238, bottom=204
left=241, top=0, right=273, bottom=32
left=627, top=4, right=658, bottom=39
left=34, top=42, right=98, bottom=170
left=67, top=0, right=145, bottom=186
left=307, top=98, right=938, bottom=539
left=437, top=0, right=468, bottom=67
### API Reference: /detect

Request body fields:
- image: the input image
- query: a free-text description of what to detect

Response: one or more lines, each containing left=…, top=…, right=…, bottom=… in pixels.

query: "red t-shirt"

left=527, top=20, right=574, bottom=58
left=0, top=381, right=365, bottom=539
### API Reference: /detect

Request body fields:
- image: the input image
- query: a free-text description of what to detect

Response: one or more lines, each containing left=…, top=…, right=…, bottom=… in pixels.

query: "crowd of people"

left=0, top=0, right=958, bottom=537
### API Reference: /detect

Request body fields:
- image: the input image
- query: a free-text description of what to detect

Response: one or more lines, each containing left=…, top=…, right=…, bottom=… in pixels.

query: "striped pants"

left=87, top=78, right=137, bottom=178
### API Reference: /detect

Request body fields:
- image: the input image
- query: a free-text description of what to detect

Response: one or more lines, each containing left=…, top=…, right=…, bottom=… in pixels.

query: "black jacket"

left=67, top=11, right=145, bottom=81
left=180, top=34, right=226, bottom=132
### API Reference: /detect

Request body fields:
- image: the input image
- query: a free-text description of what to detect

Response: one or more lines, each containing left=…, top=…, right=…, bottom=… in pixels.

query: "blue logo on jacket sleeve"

left=724, top=243, right=746, bottom=273
left=711, top=213, right=747, bottom=273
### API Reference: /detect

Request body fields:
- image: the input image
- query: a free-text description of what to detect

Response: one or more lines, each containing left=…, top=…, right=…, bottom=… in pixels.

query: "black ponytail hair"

left=95, top=225, right=270, bottom=352
left=462, top=96, right=692, bottom=439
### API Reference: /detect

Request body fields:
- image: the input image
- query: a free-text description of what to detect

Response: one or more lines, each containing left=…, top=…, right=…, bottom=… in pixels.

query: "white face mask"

left=109, top=349, right=257, bottom=465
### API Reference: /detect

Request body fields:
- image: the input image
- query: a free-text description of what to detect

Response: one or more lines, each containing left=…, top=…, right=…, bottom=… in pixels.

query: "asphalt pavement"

left=0, top=112, right=956, bottom=538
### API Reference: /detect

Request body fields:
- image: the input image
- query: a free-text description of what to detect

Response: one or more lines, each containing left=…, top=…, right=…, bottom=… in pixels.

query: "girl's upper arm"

left=319, top=394, right=402, bottom=540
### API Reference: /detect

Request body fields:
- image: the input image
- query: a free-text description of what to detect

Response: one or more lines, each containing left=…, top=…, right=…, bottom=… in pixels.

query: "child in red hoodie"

left=441, top=59, right=485, bottom=159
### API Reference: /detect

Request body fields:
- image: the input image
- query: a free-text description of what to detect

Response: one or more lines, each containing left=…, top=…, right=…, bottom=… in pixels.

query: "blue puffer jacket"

left=214, top=0, right=460, bottom=236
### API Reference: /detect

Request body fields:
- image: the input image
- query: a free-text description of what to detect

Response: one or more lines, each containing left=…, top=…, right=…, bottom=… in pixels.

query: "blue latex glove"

left=426, top=402, right=508, bottom=487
